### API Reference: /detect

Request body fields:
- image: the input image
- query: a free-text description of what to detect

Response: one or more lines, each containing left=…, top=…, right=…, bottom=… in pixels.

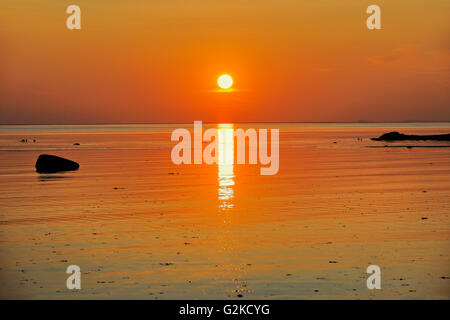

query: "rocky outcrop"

left=372, top=132, right=450, bottom=141
left=35, top=154, right=79, bottom=173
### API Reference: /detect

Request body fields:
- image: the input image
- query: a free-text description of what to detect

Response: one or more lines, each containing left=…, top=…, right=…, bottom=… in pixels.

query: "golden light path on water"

left=217, top=124, right=234, bottom=210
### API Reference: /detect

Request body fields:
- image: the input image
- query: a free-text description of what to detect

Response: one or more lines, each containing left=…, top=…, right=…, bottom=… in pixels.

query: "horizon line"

left=1, top=120, right=450, bottom=126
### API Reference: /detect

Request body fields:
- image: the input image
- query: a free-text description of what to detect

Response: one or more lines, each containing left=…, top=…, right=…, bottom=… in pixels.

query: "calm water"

left=0, top=123, right=449, bottom=299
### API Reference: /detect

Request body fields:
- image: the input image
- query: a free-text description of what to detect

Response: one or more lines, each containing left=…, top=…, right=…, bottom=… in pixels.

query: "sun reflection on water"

left=218, top=124, right=234, bottom=210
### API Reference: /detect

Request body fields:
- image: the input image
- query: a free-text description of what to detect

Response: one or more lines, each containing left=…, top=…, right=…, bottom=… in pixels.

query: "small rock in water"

left=35, top=154, right=79, bottom=173
left=73, top=143, right=80, bottom=146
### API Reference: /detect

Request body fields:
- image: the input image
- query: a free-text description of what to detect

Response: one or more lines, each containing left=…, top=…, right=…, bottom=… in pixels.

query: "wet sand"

left=0, top=123, right=449, bottom=299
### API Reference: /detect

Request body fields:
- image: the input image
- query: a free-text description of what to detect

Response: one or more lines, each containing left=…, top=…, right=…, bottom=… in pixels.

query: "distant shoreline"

left=1, top=121, right=450, bottom=126
left=367, top=145, right=450, bottom=148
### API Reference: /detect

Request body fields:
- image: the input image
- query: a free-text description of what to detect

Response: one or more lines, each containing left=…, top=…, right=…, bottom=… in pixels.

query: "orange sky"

left=0, top=0, right=449, bottom=124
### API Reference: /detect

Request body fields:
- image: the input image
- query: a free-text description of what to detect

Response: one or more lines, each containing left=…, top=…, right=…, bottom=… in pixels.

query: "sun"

left=217, top=74, right=233, bottom=89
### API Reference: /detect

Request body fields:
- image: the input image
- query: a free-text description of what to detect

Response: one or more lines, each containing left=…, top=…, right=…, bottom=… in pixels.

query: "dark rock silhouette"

left=372, top=131, right=450, bottom=141
left=35, top=154, right=79, bottom=173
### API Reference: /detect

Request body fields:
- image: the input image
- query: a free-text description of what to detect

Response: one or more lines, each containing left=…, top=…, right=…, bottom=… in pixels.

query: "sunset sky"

left=0, top=0, right=449, bottom=124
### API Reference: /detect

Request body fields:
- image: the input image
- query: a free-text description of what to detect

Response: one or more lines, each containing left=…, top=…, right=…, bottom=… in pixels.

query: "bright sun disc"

left=218, top=74, right=233, bottom=89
